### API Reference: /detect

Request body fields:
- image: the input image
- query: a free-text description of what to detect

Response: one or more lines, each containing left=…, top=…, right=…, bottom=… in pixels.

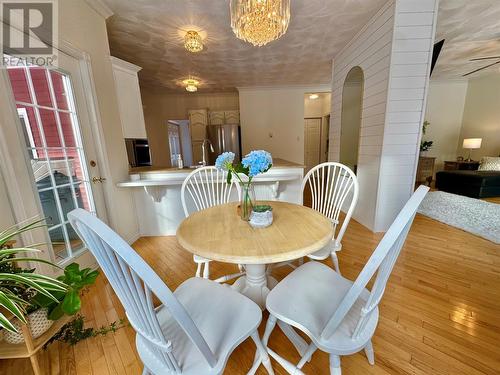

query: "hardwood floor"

left=2, top=210, right=500, bottom=374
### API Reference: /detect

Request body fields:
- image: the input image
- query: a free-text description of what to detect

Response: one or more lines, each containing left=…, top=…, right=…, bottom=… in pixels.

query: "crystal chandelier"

left=230, top=0, right=291, bottom=47
left=183, top=78, right=199, bottom=92
left=184, top=30, right=203, bottom=53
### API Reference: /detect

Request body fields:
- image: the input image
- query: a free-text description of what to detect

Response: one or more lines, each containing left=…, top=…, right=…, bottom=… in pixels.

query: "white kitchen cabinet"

left=188, top=109, right=208, bottom=164
left=111, top=56, right=147, bottom=139
left=209, top=111, right=225, bottom=125
left=188, top=109, right=208, bottom=141
left=224, top=110, right=240, bottom=124
left=208, top=110, right=240, bottom=125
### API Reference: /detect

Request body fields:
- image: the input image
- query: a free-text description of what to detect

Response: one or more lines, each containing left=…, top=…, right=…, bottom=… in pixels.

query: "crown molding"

left=110, top=56, right=142, bottom=73
left=85, top=0, right=114, bottom=19
left=237, top=84, right=331, bottom=93
left=429, top=77, right=469, bottom=84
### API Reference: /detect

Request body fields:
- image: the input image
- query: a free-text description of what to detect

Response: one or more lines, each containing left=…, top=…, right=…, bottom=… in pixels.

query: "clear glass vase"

left=240, top=183, right=255, bottom=221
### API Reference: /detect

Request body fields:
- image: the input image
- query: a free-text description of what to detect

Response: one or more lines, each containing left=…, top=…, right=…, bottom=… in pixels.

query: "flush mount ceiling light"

left=182, top=78, right=199, bottom=92
left=230, top=0, right=291, bottom=47
left=309, top=94, right=319, bottom=99
left=184, top=30, right=203, bottom=53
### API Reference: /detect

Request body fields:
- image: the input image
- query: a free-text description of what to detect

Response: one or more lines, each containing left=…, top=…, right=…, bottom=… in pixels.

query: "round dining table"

left=176, top=200, right=334, bottom=309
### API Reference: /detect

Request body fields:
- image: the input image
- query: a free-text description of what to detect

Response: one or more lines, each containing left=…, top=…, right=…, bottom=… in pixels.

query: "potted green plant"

left=249, top=204, right=273, bottom=229
left=30, top=262, right=98, bottom=321
left=0, top=219, right=67, bottom=342
left=215, top=150, right=273, bottom=221
left=420, top=120, right=434, bottom=155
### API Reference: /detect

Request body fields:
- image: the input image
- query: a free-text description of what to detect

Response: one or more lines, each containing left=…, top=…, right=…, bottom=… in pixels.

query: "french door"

left=5, top=50, right=107, bottom=268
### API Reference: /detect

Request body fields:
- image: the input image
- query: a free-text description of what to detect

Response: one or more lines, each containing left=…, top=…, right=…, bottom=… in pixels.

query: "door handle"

left=92, top=176, right=107, bottom=183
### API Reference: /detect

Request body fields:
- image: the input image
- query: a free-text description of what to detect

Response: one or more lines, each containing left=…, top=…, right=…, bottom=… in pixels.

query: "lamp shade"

left=463, top=138, right=482, bottom=149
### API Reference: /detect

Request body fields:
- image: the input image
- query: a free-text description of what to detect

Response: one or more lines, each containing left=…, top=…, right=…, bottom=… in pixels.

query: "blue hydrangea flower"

left=215, top=152, right=235, bottom=171
left=242, top=150, right=273, bottom=177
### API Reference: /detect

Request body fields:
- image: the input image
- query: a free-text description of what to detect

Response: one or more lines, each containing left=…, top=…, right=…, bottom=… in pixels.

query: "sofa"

left=435, top=170, right=500, bottom=198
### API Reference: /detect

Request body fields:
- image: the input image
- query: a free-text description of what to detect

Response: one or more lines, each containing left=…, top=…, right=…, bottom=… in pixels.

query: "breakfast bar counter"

left=117, top=158, right=305, bottom=236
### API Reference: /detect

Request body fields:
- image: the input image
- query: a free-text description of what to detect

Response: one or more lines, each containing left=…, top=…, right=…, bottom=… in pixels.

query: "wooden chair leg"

left=253, top=314, right=277, bottom=366
left=267, top=347, right=305, bottom=375
left=195, top=262, right=202, bottom=277
left=329, top=353, right=342, bottom=375
left=296, top=343, right=317, bottom=368
left=23, top=325, right=41, bottom=375
left=364, top=340, right=375, bottom=365
left=202, top=261, right=210, bottom=279
left=249, top=331, right=275, bottom=375
left=262, top=314, right=277, bottom=347
left=330, top=251, right=340, bottom=274
left=29, top=353, right=42, bottom=375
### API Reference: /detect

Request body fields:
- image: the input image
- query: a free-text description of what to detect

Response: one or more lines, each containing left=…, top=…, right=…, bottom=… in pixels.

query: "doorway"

left=5, top=51, right=108, bottom=268
left=304, top=118, right=322, bottom=171
left=304, top=92, right=331, bottom=172
left=168, top=119, right=192, bottom=167
left=340, top=67, right=364, bottom=174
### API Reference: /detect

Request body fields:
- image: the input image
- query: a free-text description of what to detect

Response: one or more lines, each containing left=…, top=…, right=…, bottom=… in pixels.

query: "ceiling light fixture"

left=184, top=30, right=203, bottom=53
left=309, top=94, right=319, bottom=99
left=183, top=78, right=199, bottom=92
left=230, top=0, right=291, bottom=47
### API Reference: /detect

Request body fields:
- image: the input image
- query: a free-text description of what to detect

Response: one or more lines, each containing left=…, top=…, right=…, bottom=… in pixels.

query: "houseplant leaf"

left=61, top=290, right=81, bottom=315
left=0, top=312, right=19, bottom=333
left=0, top=290, right=27, bottom=323
left=48, top=303, right=64, bottom=321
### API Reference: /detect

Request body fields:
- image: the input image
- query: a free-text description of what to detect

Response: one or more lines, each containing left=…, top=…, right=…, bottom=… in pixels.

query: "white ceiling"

left=103, top=0, right=500, bottom=92
left=432, top=0, right=500, bottom=79
left=103, top=0, right=386, bottom=91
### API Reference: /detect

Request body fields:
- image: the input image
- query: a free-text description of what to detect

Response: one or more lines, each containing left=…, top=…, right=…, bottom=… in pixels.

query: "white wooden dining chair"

left=301, top=162, right=359, bottom=274
left=261, top=185, right=429, bottom=375
left=181, top=166, right=244, bottom=282
left=68, top=208, right=274, bottom=375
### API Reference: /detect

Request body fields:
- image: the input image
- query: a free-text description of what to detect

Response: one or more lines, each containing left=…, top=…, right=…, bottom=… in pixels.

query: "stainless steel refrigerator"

left=207, top=124, right=242, bottom=165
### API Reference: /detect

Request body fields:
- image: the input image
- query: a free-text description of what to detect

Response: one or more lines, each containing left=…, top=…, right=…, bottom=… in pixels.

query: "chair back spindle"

left=181, top=166, right=241, bottom=217
left=320, top=186, right=429, bottom=341
left=301, top=162, right=359, bottom=245
left=68, top=209, right=218, bottom=372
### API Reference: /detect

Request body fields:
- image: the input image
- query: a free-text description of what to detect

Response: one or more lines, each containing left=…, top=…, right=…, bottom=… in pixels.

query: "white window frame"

left=7, top=64, right=96, bottom=262
left=0, top=41, right=116, bottom=272
left=17, top=107, right=38, bottom=159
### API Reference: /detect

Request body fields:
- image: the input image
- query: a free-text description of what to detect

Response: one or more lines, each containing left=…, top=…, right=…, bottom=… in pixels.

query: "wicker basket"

left=4, top=308, right=54, bottom=344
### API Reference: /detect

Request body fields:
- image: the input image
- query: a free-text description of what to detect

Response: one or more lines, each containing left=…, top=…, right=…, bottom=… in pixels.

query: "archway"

left=340, top=66, right=364, bottom=173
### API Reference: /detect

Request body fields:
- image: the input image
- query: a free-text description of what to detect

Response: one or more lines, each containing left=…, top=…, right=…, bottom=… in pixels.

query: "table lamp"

left=462, top=138, right=482, bottom=161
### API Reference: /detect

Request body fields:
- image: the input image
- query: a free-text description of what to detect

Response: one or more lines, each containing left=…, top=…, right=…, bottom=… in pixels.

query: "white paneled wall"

left=329, top=1, right=395, bottom=230
left=376, top=0, right=438, bottom=231
left=329, top=0, right=438, bottom=231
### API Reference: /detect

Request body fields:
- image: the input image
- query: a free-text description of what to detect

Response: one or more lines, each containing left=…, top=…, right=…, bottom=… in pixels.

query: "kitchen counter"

left=117, top=158, right=305, bottom=236
left=128, top=158, right=304, bottom=175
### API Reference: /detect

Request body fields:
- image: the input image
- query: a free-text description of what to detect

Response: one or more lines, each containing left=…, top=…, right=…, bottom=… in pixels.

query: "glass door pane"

left=7, top=65, right=95, bottom=264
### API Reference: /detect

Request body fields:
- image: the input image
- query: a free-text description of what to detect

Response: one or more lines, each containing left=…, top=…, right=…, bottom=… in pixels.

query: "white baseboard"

left=126, top=232, right=141, bottom=245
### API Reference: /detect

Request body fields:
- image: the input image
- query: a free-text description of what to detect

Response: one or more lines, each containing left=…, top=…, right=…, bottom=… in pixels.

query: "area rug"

left=417, top=191, right=500, bottom=244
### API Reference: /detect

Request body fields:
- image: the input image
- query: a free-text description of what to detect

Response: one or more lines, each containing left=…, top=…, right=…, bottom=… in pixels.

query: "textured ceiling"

left=103, top=0, right=386, bottom=92
left=103, top=0, right=500, bottom=92
left=432, top=0, right=500, bottom=79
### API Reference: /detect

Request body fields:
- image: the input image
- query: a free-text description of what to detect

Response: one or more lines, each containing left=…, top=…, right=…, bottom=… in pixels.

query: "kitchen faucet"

left=201, top=139, right=214, bottom=166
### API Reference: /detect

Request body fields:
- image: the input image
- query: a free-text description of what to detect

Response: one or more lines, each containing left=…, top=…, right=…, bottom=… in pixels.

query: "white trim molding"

left=237, top=84, right=331, bottom=93
left=110, top=56, right=142, bottom=74
left=84, top=0, right=114, bottom=19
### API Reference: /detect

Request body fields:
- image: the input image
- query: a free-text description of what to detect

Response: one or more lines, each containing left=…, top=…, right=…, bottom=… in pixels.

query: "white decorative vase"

left=4, top=308, right=54, bottom=344
left=249, top=207, right=273, bottom=229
